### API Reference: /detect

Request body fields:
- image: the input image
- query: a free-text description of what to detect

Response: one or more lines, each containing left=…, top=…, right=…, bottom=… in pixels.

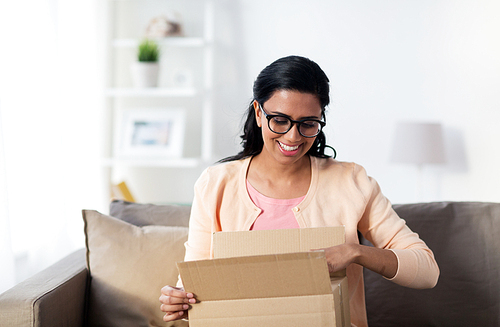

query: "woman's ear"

left=253, top=100, right=262, bottom=127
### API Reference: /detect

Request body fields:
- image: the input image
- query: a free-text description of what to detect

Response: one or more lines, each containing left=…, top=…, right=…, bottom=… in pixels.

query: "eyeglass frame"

left=258, top=102, right=326, bottom=138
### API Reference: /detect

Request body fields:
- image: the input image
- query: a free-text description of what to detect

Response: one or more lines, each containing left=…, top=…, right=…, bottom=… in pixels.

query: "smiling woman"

left=159, top=56, right=439, bottom=327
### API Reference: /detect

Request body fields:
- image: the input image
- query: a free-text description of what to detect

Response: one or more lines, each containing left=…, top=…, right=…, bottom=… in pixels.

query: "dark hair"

left=220, top=55, right=335, bottom=162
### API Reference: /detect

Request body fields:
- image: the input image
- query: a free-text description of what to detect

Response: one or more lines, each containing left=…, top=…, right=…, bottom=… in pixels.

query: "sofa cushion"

left=83, top=210, right=189, bottom=327
left=109, top=200, right=191, bottom=227
left=361, top=202, right=500, bottom=327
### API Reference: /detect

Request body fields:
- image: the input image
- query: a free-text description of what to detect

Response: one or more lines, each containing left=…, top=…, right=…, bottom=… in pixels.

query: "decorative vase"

left=131, top=61, right=159, bottom=88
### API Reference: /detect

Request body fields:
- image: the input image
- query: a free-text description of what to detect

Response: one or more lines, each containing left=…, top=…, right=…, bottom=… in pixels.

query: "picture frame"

left=115, top=108, right=186, bottom=159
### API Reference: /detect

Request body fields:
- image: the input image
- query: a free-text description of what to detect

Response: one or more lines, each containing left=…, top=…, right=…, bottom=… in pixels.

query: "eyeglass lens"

left=269, top=116, right=321, bottom=137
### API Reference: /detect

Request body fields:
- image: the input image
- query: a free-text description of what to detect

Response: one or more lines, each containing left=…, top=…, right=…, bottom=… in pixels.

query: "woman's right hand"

left=159, top=285, right=196, bottom=322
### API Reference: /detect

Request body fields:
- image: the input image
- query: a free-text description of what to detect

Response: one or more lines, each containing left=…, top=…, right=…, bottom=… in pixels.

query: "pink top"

left=247, top=180, right=303, bottom=230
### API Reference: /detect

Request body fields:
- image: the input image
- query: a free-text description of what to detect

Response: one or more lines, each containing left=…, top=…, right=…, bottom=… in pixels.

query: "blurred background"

left=1, top=0, right=499, bottom=292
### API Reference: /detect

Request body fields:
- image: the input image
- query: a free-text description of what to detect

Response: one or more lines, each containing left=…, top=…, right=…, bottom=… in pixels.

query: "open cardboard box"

left=177, top=227, right=350, bottom=327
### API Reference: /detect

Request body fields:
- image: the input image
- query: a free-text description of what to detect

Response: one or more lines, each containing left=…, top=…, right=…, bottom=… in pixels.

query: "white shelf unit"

left=102, top=0, right=214, bottom=203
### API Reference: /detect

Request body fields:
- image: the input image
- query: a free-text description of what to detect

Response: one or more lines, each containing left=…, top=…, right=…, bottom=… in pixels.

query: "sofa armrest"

left=0, top=248, right=88, bottom=327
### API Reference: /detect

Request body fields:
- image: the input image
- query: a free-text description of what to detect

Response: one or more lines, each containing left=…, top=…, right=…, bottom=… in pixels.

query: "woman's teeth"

left=279, top=142, right=299, bottom=151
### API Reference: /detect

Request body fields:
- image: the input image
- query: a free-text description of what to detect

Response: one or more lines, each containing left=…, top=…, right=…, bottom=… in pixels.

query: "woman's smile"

left=277, top=141, right=301, bottom=155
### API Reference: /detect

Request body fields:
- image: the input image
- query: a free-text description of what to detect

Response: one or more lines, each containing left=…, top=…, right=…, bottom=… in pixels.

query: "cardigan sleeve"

left=354, top=164, right=440, bottom=289
left=176, top=168, right=214, bottom=288
left=184, top=168, right=213, bottom=262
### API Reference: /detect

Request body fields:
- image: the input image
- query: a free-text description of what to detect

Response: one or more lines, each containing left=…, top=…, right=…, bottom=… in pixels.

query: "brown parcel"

left=177, top=227, right=350, bottom=327
left=214, top=226, right=349, bottom=325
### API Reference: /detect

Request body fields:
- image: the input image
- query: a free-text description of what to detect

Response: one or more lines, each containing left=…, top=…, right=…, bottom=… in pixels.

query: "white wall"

left=212, top=0, right=500, bottom=204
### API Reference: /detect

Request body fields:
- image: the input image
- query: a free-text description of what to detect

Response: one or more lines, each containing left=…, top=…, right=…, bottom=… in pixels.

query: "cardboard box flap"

left=213, top=227, right=345, bottom=259
left=213, top=227, right=346, bottom=278
left=177, top=251, right=332, bottom=302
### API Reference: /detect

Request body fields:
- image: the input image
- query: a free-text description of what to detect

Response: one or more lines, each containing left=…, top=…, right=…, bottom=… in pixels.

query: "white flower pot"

left=131, top=62, right=160, bottom=88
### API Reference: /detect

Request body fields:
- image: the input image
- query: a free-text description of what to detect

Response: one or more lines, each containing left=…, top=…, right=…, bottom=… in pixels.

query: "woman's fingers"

left=161, top=285, right=186, bottom=298
left=160, top=302, right=190, bottom=312
left=159, top=293, right=192, bottom=305
left=314, top=244, right=358, bottom=273
left=159, top=285, right=196, bottom=321
left=160, top=285, right=196, bottom=302
left=163, top=310, right=188, bottom=322
left=159, top=294, right=196, bottom=307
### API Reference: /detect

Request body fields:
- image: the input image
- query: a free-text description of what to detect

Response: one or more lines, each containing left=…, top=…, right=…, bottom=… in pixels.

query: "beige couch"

left=0, top=200, right=499, bottom=326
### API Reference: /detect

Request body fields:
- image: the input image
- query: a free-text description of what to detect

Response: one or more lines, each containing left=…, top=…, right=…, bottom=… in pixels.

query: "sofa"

left=0, top=200, right=499, bottom=326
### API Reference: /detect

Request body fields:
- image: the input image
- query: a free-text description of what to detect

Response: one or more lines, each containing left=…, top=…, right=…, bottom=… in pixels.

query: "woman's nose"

left=283, top=123, right=302, bottom=142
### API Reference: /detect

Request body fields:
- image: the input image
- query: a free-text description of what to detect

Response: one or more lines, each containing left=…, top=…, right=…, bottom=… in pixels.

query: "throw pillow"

left=109, top=200, right=191, bottom=227
left=83, top=210, right=189, bottom=327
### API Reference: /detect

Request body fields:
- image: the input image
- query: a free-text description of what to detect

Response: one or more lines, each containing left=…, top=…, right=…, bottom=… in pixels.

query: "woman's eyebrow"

left=269, top=111, right=322, bottom=120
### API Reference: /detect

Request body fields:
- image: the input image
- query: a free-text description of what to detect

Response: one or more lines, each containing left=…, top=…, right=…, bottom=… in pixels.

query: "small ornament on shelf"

left=145, top=12, right=183, bottom=38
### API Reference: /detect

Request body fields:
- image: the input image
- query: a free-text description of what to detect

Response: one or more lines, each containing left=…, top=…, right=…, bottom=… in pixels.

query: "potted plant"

left=131, top=39, right=160, bottom=88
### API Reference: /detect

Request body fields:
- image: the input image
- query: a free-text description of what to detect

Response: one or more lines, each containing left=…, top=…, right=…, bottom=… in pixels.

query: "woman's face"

left=254, top=90, right=323, bottom=167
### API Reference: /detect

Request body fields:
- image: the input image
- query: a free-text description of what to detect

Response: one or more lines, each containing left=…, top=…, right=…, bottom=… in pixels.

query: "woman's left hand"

left=318, top=243, right=398, bottom=279
left=317, top=243, right=360, bottom=273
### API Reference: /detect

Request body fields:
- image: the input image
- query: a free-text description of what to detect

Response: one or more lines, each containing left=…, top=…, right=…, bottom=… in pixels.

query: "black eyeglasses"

left=259, top=103, right=325, bottom=138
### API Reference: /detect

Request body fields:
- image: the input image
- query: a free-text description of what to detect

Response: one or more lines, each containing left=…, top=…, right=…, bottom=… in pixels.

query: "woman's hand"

left=159, top=285, right=196, bottom=322
left=319, top=243, right=360, bottom=273
left=318, top=243, right=398, bottom=279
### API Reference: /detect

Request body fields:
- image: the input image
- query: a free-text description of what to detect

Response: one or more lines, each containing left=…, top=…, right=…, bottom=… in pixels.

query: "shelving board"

left=101, top=157, right=200, bottom=168
left=105, top=87, right=197, bottom=97
left=113, top=37, right=206, bottom=48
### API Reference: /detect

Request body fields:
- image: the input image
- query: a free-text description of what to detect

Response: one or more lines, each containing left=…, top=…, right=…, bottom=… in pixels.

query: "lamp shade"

left=390, top=122, right=446, bottom=165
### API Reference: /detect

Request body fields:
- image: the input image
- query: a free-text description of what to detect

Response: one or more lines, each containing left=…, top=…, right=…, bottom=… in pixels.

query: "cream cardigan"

left=182, top=156, right=439, bottom=327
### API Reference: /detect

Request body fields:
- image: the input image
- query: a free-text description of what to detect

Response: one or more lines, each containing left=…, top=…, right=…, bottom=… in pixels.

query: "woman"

left=159, top=55, right=439, bottom=327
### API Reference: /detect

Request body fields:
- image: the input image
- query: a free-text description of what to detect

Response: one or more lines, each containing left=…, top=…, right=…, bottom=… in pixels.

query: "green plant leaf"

left=137, top=39, right=160, bottom=62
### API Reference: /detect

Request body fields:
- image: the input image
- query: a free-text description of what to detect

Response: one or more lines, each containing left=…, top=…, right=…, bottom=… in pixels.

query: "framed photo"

left=115, top=108, right=186, bottom=159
